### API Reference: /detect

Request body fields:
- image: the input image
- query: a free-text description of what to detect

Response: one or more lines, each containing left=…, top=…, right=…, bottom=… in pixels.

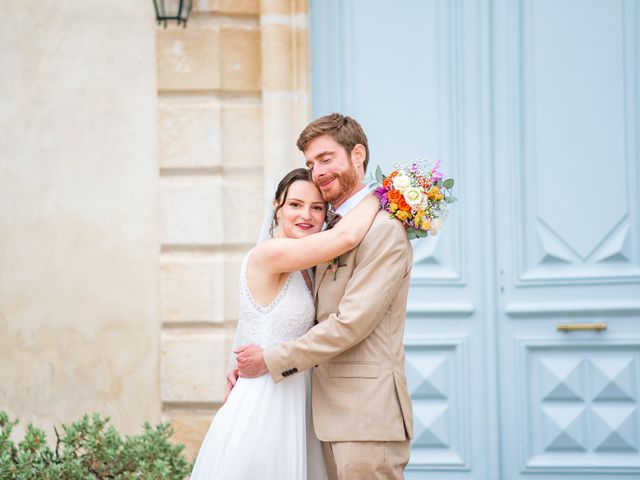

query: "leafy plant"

left=0, top=411, right=192, bottom=479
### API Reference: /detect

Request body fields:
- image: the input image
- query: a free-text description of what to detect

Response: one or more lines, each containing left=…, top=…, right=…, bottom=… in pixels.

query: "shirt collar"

left=334, top=185, right=369, bottom=217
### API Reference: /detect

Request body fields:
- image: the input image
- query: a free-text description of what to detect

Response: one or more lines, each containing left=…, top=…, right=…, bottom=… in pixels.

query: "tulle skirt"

left=190, top=370, right=327, bottom=480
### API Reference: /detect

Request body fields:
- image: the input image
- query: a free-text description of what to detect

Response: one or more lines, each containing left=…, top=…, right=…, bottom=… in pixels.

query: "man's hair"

left=296, top=113, right=370, bottom=173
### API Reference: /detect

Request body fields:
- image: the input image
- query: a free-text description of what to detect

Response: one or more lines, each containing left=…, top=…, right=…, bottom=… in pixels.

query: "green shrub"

left=0, top=411, right=193, bottom=479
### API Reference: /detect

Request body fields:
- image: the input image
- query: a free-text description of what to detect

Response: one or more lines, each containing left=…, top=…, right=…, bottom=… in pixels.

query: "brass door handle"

left=556, top=322, right=608, bottom=332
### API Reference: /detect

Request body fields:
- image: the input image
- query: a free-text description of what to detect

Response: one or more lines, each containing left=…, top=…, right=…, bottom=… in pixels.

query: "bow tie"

left=325, top=209, right=342, bottom=230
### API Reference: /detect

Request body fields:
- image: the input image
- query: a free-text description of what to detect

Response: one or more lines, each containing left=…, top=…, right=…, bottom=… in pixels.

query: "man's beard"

left=319, top=163, right=359, bottom=205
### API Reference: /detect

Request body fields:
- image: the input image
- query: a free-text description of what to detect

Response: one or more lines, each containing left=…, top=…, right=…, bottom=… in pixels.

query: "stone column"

left=261, top=0, right=312, bottom=193
left=155, top=0, right=311, bottom=459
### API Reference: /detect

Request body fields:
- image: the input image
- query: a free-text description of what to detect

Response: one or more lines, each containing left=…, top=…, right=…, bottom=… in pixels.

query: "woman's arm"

left=253, top=194, right=380, bottom=274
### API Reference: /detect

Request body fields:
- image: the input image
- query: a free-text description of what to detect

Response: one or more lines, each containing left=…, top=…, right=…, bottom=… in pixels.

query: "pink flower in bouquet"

left=429, top=159, right=444, bottom=182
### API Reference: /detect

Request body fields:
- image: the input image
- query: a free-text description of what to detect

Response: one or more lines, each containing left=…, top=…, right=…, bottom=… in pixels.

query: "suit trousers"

left=322, top=440, right=411, bottom=480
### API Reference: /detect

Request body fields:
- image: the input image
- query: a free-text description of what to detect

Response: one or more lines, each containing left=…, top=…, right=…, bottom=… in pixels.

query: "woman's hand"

left=224, top=366, right=239, bottom=403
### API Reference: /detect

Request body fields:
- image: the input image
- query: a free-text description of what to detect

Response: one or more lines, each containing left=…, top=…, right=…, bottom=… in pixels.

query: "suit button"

left=313, top=320, right=318, bottom=325
left=292, top=368, right=298, bottom=373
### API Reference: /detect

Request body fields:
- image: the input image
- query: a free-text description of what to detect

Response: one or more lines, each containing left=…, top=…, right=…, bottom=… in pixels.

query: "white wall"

left=0, top=1, right=160, bottom=435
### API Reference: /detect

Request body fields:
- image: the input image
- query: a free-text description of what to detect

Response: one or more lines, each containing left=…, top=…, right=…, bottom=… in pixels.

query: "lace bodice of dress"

left=233, top=250, right=316, bottom=354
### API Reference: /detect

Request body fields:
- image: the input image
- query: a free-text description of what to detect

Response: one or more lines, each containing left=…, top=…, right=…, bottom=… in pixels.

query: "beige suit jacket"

left=264, top=211, right=413, bottom=442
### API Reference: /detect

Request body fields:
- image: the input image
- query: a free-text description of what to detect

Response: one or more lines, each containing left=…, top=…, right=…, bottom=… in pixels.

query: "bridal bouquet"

left=370, top=158, right=457, bottom=240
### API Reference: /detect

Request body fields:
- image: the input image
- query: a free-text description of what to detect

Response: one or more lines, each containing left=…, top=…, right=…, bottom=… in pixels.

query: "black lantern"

left=153, top=0, right=193, bottom=28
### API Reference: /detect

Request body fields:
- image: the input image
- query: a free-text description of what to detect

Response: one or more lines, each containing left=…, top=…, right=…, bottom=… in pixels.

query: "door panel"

left=495, top=0, right=640, bottom=287
left=405, top=338, right=471, bottom=470
left=521, top=341, right=640, bottom=472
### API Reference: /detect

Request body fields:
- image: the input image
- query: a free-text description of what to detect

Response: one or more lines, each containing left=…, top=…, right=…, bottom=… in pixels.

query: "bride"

left=190, top=168, right=379, bottom=479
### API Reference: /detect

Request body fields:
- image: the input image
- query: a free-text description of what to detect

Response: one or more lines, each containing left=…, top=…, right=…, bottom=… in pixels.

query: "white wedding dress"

left=190, top=251, right=328, bottom=480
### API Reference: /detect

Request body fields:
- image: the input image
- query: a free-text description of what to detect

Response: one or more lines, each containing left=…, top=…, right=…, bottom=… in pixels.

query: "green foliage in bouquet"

left=0, top=411, right=192, bottom=479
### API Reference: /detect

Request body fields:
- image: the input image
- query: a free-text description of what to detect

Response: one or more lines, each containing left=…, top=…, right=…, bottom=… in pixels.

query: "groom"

left=236, top=113, right=413, bottom=479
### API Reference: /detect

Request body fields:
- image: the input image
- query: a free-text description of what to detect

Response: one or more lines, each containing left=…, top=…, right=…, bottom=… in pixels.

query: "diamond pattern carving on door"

left=541, top=404, right=587, bottom=452
left=591, top=357, right=636, bottom=402
left=522, top=342, right=640, bottom=473
left=533, top=220, right=635, bottom=269
left=404, top=339, right=469, bottom=471
left=539, top=357, right=584, bottom=401
left=592, top=405, right=638, bottom=452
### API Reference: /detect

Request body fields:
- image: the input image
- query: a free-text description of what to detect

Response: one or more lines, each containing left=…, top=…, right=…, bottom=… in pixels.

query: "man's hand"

left=235, top=344, right=268, bottom=378
left=224, top=366, right=239, bottom=403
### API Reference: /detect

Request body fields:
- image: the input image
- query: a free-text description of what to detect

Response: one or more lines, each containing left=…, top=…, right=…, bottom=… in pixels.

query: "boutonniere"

left=328, top=256, right=339, bottom=280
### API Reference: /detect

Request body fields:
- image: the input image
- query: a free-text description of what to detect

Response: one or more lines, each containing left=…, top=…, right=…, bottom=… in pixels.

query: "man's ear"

left=350, top=144, right=366, bottom=169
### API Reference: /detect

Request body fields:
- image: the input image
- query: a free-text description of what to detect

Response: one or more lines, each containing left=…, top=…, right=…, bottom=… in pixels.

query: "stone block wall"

left=155, top=0, right=310, bottom=459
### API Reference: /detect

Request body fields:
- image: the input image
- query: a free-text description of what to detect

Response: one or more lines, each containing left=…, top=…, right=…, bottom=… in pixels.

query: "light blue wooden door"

left=311, top=1, right=498, bottom=478
left=493, top=0, right=640, bottom=478
left=310, top=1, right=640, bottom=479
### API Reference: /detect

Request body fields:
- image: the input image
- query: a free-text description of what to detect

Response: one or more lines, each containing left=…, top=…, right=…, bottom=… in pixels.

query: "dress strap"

left=241, top=248, right=293, bottom=314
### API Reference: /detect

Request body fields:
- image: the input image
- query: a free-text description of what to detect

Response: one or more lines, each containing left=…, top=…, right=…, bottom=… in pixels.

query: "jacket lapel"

left=314, top=262, right=329, bottom=299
